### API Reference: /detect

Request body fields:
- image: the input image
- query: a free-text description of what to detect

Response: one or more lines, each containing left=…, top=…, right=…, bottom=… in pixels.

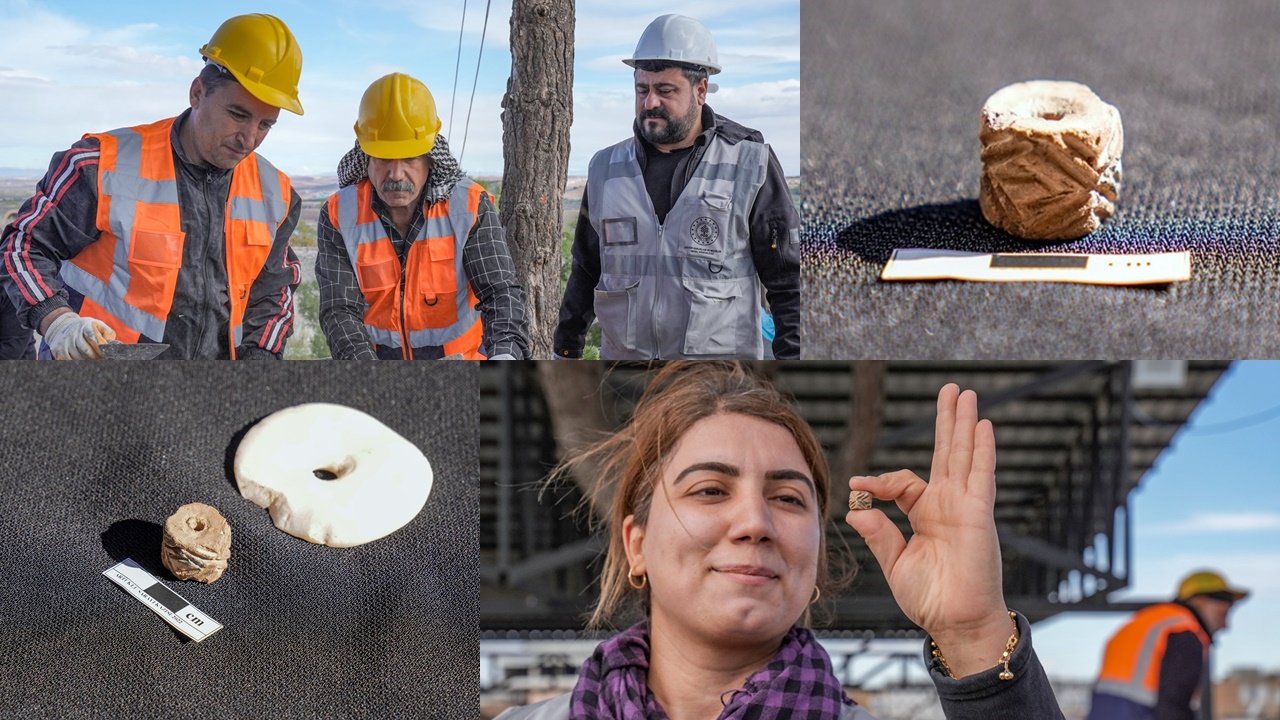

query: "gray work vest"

left=586, top=133, right=769, bottom=359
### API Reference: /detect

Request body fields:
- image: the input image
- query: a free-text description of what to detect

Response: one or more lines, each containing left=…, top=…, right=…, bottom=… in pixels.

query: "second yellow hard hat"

left=355, top=73, right=442, bottom=160
left=1177, top=570, right=1249, bottom=602
left=200, top=14, right=304, bottom=115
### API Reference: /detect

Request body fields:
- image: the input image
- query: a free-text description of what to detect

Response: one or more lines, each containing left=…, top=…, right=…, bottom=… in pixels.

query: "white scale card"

left=103, top=558, right=223, bottom=642
left=880, top=248, right=1192, bottom=285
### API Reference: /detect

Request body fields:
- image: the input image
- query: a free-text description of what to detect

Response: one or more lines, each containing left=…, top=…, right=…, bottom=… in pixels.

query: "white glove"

left=42, top=312, right=116, bottom=360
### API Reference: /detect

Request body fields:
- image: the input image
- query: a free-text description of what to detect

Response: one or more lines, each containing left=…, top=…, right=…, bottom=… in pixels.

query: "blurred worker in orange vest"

left=0, top=14, right=304, bottom=360
left=316, top=72, right=529, bottom=360
left=1087, top=570, right=1249, bottom=720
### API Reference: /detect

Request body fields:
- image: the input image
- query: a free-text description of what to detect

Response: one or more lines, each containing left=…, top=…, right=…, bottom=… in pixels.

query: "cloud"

left=0, top=67, right=51, bottom=84
left=1116, top=550, right=1280, bottom=596
left=0, top=2, right=794, bottom=178
left=1147, top=512, right=1280, bottom=536
left=0, top=5, right=207, bottom=168
left=564, top=0, right=800, bottom=53
left=567, top=78, right=798, bottom=175
left=706, top=79, right=800, bottom=173
left=583, top=44, right=798, bottom=74
left=568, top=2, right=798, bottom=175
left=379, top=0, right=515, bottom=51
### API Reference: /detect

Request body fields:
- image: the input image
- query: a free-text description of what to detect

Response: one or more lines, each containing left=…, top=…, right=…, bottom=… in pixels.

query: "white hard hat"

left=623, top=14, right=721, bottom=75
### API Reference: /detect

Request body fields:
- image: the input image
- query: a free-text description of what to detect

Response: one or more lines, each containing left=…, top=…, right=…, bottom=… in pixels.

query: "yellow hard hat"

left=354, top=73, right=442, bottom=159
left=1177, top=570, right=1249, bottom=602
left=200, top=14, right=304, bottom=115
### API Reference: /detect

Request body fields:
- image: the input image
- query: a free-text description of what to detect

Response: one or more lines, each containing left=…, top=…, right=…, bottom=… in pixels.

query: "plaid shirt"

left=315, top=185, right=530, bottom=359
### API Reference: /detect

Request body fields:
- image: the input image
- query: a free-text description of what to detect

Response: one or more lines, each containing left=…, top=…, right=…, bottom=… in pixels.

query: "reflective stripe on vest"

left=1095, top=603, right=1210, bottom=707
left=60, top=117, right=290, bottom=357
left=331, top=178, right=484, bottom=358
left=586, top=133, right=768, bottom=360
left=226, top=151, right=291, bottom=357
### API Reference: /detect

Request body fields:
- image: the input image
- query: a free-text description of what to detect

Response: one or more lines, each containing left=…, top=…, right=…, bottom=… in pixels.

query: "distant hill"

left=3, top=173, right=801, bottom=227
left=289, top=176, right=338, bottom=199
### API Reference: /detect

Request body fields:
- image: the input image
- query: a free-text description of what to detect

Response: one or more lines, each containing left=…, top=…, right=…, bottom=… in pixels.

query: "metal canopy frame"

left=480, top=361, right=1228, bottom=637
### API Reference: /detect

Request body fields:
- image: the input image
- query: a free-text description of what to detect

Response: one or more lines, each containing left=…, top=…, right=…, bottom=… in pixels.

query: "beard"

left=638, top=103, right=700, bottom=145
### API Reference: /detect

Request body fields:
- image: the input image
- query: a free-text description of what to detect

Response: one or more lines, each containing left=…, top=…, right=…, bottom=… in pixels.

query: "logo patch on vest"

left=687, top=217, right=722, bottom=257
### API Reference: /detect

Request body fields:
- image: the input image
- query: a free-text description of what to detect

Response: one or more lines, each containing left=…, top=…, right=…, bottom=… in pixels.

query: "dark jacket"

left=0, top=110, right=301, bottom=360
left=554, top=104, right=800, bottom=359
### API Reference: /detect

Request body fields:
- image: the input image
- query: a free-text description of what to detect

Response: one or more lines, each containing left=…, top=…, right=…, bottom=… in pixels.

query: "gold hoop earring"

left=810, top=586, right=821, bottom=605
left=628, top=572, right=648, bottom=590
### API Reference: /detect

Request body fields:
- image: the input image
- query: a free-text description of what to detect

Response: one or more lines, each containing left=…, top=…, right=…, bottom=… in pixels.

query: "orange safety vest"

left=1095, top=603, right=1210, bottom=708
left=327, top=177, right=486, bottom=359
left=58, top=117, right=292, bottom=359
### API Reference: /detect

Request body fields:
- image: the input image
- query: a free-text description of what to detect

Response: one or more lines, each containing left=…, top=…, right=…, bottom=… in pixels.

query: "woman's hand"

left=845, top=383, right=1013, bottom=677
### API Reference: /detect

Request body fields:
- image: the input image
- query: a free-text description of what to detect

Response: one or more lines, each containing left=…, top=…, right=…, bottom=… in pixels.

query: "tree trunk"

left=536, top=362, right=614, bottom=518
left=501, top=0, right=574, bottom=358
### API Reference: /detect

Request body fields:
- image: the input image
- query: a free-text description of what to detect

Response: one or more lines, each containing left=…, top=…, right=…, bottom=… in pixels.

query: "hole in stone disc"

left=1039, top=111, right=1066, bottom=121
left=313, top=456, right=357, bottom=481
left=186, top=517, right=207, bottom=531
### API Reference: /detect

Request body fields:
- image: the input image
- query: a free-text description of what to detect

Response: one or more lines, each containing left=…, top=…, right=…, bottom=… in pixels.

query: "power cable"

left=1185, top=402, right=1280, bottom=435
left=449, top=0, right=469, bottom=134
left=459, top=0, right=493, bottom=163
left=1131, top=398, right=1280, bottom=435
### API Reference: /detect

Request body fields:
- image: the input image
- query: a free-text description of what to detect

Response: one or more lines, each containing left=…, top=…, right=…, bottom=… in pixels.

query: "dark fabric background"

left=802, top=0, right=1280, bottom=358
left=0, top=363, right=478, bottom=719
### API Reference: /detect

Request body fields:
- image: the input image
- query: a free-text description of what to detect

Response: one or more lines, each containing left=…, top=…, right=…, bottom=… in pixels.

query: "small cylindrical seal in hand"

left=848, top=490, right=873, bottom=511
left=161, top=502, right=232, bottom=583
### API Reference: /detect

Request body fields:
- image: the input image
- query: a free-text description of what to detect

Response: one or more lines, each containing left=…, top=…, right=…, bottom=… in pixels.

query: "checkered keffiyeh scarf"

left=336, top=134, right=466, bottom=204
left=570, top=622, right=856, bottom=719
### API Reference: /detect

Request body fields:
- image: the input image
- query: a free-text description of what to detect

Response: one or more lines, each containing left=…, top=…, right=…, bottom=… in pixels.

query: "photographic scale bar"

left=881, top=248, right=1192, bottom=285
left=103, top=558, right=223, bottom=642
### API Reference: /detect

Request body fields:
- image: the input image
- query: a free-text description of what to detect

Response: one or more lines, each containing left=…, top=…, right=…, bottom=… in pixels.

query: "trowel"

left=100, top=341, right=170, bottom=361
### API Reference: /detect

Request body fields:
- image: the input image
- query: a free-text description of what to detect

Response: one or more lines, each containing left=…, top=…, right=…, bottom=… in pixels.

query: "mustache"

left=641, top=108, right=672, bottom=121
left=379, top=179, right=417, bottom=194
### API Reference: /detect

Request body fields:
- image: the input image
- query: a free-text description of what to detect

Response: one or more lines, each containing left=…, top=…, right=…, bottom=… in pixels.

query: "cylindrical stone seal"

left=849, top=490, right=873, bottom=511
left=161, top=502, right=232, bottom=583
left=979, top=80, right=1123, bottom=241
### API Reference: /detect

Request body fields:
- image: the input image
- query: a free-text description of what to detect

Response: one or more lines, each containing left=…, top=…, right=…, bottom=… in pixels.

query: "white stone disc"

left=234, top=403, right=432, bottom=547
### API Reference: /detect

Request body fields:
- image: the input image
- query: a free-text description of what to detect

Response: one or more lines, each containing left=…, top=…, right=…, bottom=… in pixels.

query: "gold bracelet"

left=930, top=610, right=1019, bottom=681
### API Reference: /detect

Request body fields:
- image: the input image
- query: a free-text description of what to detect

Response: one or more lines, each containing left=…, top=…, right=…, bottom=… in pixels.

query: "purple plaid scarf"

left=569, top=622, right=856, bottom=719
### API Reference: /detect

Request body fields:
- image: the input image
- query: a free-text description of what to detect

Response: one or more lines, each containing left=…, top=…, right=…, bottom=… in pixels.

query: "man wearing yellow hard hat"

left=316, top=72, right=529, bottom=360
left=1087, top=570, right=1249, bottom=720
left=0, top=14, right=305, bottom=360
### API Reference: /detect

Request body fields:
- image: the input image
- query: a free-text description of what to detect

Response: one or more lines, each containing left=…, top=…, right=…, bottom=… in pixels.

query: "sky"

left=0, top=0, right=799, bottom=177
